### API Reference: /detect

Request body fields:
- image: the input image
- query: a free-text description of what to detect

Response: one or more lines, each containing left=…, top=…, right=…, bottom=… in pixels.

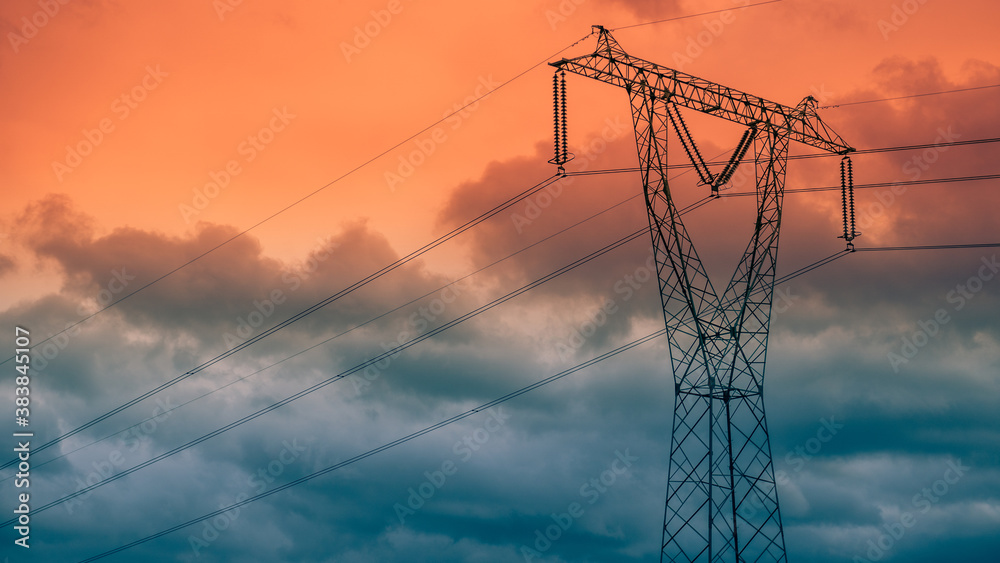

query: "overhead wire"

left=855, top=243, right=1000, bottom=252
left=563, top=137, right=1000, bottom=177
left=72, top=233, right=998, bottom=561
left=1, top=186, right=644, bottom=482
left=2, top=224, right=655, bottom=526
left=718, top=173, right=1000, bottom=198
left=24, top=134, right=989, bottom=476
left=6, top=4, right=995, bottom=555
left=0, top=129, right=719, bottom=483
left=5, top=184, right=723, bottom=517
left=611, top=0, right=783, bottom=30
left=75, top=327, right=669, bottom=563
left=8, top=20, right=997, bottom=366
left=820, top=84, right=1000, bottom=109
left=19, top=119, right=998, bottom=482
left=0, top=173, right=565, bottom=470
left=72, top=229, right=868, bottom=562
left=0, top=33, right=599, bottom=367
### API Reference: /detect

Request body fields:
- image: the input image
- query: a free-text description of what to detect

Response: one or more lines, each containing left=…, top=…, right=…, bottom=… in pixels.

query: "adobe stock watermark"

left=221, top=235, right=339, bottom=347
left=384, top=75, right=500, bottom=192
left=6, top=0, right=71, bottom=54
left=775, top=416, right=843, bottom=486
left=520, top=449, right=638, bottom=561
left=671, top=0, right=750, bottom=71
left=340, top=0, right=406, bottom=63
left=852, top=458, right=970, bottom=562
left=351, top=278, right=474, bottom=394
left=510, top=116, right=629, bottom=234
left=188, top=438, right=309, bottom=556
left=64, top=397, right=175, bottom=515
left=179, top=106, right=296, bottom=223
left=544, top=0, right=586, bottom=30
left=887, top=253, right=998, bottom=372
left=555, top=252, right=653, bottom=361
left=877, top=0, right=929, bottom=41
left=392, top=407, right=511, bottom=524
left=213, top=0, right=244, bottom=21
left=51, top=65, right=168, bottom=182
left=856, top=126, right=960, bottom=232
left=33, top=267, right=136, bottom=371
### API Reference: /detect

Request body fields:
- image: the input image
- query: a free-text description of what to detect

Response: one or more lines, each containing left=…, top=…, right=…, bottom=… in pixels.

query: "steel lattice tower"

left=550, top=27, right=853, bottom=562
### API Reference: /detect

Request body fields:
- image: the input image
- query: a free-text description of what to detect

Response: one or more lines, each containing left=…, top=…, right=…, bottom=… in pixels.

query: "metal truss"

left=551, top=26, right=852, bottom=562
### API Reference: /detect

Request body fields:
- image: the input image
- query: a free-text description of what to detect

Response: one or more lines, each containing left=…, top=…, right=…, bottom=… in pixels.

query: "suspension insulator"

left=548, top=70, right=574, bottom=169
left=840, top=157, right=849, bottom=240
left=713, top=125, right=756, bottom=191
left=838, top=155, right=860, bottom=250
left=552, top=72, right=561, bottom=165
left=666, top=104, right=714, bottom=187
left=847, top=157, right=856, bottom=239
left=560, top=70, right=568, bottom=164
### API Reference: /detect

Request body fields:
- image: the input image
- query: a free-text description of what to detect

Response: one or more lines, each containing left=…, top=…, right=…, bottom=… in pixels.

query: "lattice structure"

left=550, top=27, right=853, bottom=562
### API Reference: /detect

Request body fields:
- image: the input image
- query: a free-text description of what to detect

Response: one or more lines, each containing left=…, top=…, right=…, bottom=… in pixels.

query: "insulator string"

left=847, top=156, right=856, bottom=239
left=560, top=71, right=568, bottom=164
left=666, top=104, right=714, bottom=186
left=840, top=157, right=849, bottom=240
left=552, top=72, right=561, bottom=164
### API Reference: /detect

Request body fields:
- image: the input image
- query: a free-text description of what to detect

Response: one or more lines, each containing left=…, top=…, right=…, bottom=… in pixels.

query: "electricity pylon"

left=550, top=27, right=853, bottom=562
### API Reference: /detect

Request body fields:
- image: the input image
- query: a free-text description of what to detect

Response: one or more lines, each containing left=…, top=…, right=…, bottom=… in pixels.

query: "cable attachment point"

left=548, top=70, right=574, bottom=170
left=837, top=155, right=861, bottom=251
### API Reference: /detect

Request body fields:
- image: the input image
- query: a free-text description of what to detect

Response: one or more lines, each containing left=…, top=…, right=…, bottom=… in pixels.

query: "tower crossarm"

left=551, top=26, right=854, bottom=155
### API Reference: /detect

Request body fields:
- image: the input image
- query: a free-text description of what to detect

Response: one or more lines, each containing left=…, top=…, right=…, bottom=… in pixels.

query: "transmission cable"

left=2, top=188, right=643, bottom=482
left=0, top=173, right=564, bottom=470
left=75, top=328, right=667, bottom=562
left=820, top=84, right=1000, bottom=109
left=0, top=34, right=598, bottom=366
left=564, top=137, right=1000, bottom=176
left=7, top=143, right=722, bottom=478
left=855, top=243, right=1000, bottom=252
left=73, top=240, right=949, bottom=561
left=1, top=224, right=654, bottom=526
left=611, top=0, right=782, bottom=30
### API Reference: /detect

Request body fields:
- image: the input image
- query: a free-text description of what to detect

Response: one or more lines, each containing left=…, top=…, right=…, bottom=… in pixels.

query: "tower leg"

left=628, top=93, right=789, bottom=563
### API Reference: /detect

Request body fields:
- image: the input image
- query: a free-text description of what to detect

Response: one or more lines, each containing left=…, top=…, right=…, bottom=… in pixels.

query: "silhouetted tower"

left=550, top=27, right=854, bottom=562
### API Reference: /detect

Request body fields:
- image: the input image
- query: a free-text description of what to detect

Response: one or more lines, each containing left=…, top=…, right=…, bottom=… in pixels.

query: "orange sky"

left=2, top=0, right=999, bottom=302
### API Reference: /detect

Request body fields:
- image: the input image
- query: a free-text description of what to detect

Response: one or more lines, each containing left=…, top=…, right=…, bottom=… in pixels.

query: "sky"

left=1, top=0, right=999, bottom=561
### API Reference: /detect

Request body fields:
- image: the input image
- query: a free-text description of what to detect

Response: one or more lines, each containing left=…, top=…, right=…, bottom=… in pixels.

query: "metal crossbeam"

left=552, top=26, right=853, bottom=156
left=550, top=26, right=853, bottom=562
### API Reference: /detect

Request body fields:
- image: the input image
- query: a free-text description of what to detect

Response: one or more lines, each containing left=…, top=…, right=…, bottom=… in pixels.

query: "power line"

left=10, top=186, right=843, bottom=517
left=855, top=243, right=1000, bottom=252
left=611, top=0, right=783, bottom=31
left=8, top=141, right=720, bottom=480
left=564, top=137, right=1000, bottom=177
left=69, top=236, right=858, bottom=562
left=10, top=28, right=995, bottom=367
left=718, top=173, right=1000, bottom=198
left=820, top=84, right=1000, bottom=109
left=0, top=1, right=837, bottom=366
left=0, top=173, right=563, bottom=471
left=773, top=250, right=851, bottom=286
left=566, top=171, right=1000, bottom=196
left=75, top=328, right=668, bottom=562
left=2, top=225, right=652, bottom=526
left=1, top=35, right=595, bottom=368
left=2, top=189, right=643, bottom=483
